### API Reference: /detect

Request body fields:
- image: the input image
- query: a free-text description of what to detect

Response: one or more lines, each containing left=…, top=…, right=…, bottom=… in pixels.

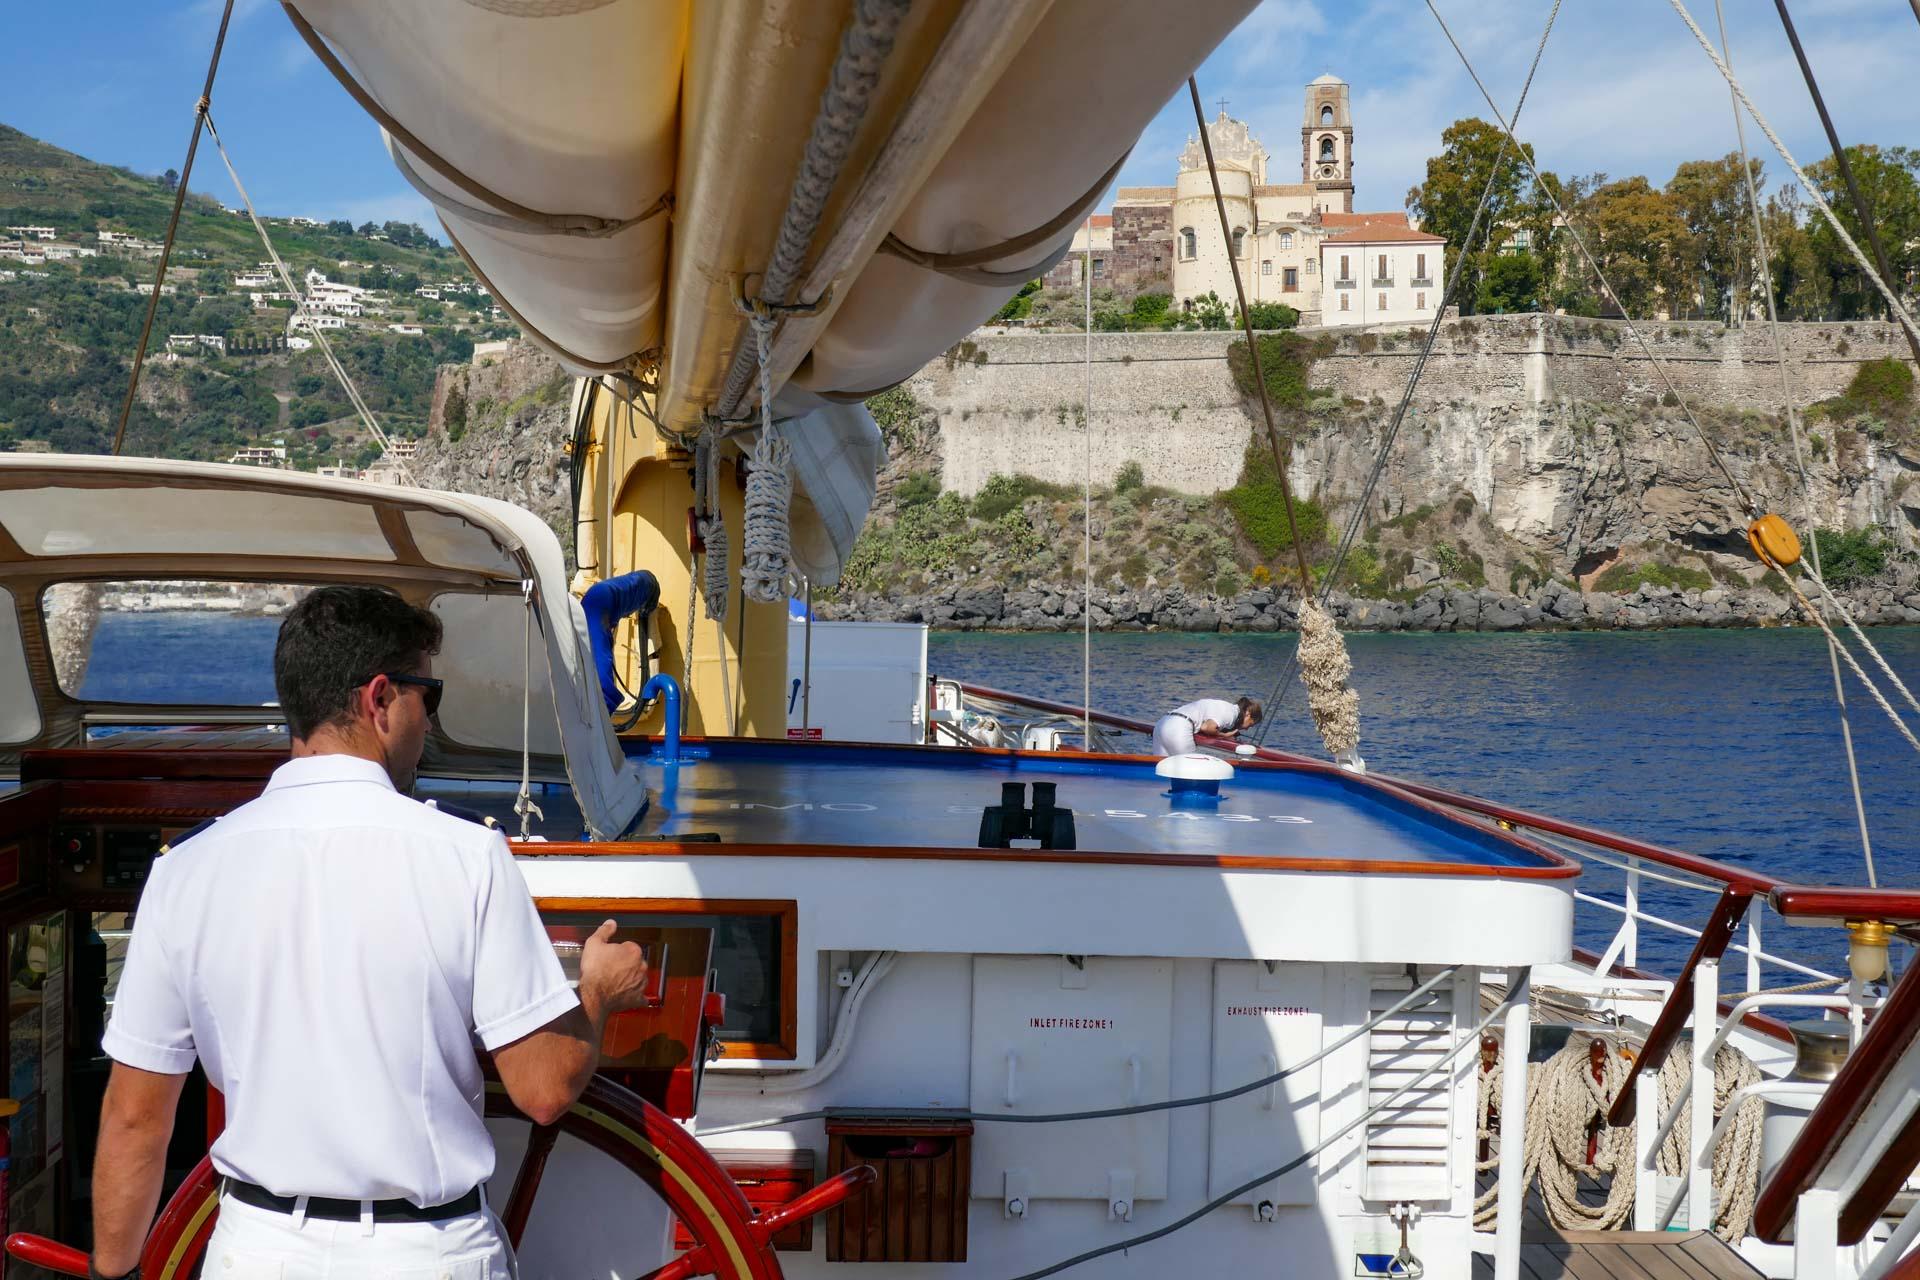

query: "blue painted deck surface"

left=622, top=740, right=1559, bottom=868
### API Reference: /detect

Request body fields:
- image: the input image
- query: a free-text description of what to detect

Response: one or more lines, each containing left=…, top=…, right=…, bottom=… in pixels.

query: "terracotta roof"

left=1115, top=186, right=1175, bottom=202
left=1087, top=215, right=1113, bottom=229
left=1319, top=225, right=1446, bottom=245
left=1319, top=211, right=1412, bottom=228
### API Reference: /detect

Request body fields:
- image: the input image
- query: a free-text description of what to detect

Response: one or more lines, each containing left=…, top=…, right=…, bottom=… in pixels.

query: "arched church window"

left=1320, top=104, right=1334, bottom=125
left=1231, top=226, right=1246, bottom=257
left=1280, top=231, right=1294, bottom=249
left=1179, top=226, right=1196, bottom=260
left=1319, top=135, right=1336, bottom=162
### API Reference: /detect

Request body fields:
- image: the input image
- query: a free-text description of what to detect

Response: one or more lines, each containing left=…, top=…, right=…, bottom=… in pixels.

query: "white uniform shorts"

left=1151, top=714, right=1197, bottom=758
left=207, top=1190, right=515, bottom=1280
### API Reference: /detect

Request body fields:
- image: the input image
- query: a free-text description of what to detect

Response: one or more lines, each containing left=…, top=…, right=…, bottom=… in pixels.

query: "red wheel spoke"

left=636, top=1245, right=716, bottom=1280
left=500, top=1121, right=561, bottom=1249
left=747, top=1166, right=876, bottom=1243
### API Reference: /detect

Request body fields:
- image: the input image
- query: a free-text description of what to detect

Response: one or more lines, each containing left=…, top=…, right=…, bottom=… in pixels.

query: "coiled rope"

left=1475, top=1031, right=1763, bottom=1241
left=694, top=437, right=730, bottom=622
left=739, top=315, right=795, bottom=605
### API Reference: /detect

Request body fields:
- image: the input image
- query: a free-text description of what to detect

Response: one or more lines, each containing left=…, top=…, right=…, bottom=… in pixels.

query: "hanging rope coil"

left=1297, top=599, right=1360, bottom=760
left=1475, top=1031, right=1764, bottom=1241
left=739, top=315, right=795, bottom=605
left=694, top=436, right=730, bottom=622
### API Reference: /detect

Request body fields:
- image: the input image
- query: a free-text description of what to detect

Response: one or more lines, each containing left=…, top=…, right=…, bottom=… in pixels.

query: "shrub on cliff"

left=1224, top=443, right=1326, bottom=559
left=1811, top=357, right=1915, bottom=427
left=1813, top=526, right=1897, bottom=587
left=971, top=472, right=1073, bottom=520
left=1225, top=332, right=1334, bottom=411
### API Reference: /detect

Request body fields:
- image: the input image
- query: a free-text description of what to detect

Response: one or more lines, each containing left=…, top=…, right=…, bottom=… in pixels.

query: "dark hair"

left=274, top=586, right=443, bottom=739
left=1236, top=696, right=1264, bottom=729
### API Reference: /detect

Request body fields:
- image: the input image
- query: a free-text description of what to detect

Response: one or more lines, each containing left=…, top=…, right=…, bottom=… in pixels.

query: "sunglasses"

left=378, top=672, right=444, bottom=718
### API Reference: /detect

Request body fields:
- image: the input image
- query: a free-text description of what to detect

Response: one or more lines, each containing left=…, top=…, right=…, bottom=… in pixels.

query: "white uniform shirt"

left=103, top=754, right=578, bottom=1205
left=1171, top=698, right=1240, bottom=731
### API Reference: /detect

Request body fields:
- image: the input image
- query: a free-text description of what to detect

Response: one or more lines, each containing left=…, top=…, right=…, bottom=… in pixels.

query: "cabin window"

left=542, top=900, right=799, bottom=1059
left=41, top=579, right=309, bottom=707
left=1179, top=226, right=1197, bottom=260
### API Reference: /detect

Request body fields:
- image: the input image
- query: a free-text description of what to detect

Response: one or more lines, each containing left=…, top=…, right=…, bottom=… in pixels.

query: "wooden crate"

left=825, top=1114, right=972, bottom=1263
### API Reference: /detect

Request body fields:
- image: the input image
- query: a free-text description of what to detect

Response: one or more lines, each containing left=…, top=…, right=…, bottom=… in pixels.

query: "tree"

left=162, top=168, right=179, bottom=193
left=1803, top=145, right=1920, bottom=321
left=1407, top=119, right=1538, bottom=314
left=357, top=221, right=378, bottom=237
left=1477, top=251, right=1542, bottom=313
left=1241, top=301, right=1300, bottom=330
left=1667, top=154, right=1764, bottom=321
left=1581, top=177, right=1689, bottom=317
left=326, top=219, right=354, bottom=235
left=1185, top=290, right=1230, bottom=330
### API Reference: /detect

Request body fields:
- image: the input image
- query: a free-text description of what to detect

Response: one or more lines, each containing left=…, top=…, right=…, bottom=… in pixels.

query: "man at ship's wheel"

left=85, top=586, right=653, bottom=1280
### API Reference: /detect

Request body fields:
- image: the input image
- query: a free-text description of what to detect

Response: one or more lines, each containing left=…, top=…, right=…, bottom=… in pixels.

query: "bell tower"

left=1302, top=74, right=1354, bottom=213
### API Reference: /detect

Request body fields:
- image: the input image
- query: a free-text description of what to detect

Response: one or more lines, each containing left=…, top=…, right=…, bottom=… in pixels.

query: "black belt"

left=223, top=1179, right=483, bottom=1223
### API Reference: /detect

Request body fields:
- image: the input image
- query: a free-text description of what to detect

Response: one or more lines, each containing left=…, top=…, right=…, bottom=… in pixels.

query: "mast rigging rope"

left=204, top=112, right=415, bottom=485
left=112, top=0, right=237, bottom=457
left=1255, top=0, right=1564, bottom=743
left=1664, top=0, right=1920, bottom=349
left=1427, top=0, right=1758, bottom=517
left=1711, top=0, right=1876, bottom=884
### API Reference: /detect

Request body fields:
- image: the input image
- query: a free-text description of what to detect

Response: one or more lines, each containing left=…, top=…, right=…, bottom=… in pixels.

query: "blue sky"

left=2, top=0, right=1913, bottom=230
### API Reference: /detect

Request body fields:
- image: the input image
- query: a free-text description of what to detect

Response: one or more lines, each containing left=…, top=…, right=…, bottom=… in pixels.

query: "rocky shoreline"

left=817, top=564, right=1920, bottom=633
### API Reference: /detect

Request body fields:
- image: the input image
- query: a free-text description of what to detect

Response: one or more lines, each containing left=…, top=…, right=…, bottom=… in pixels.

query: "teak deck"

left=1470, top=1229, right=1763, bottom=1280
left=1473, top=1173, right=1762, bottom=1280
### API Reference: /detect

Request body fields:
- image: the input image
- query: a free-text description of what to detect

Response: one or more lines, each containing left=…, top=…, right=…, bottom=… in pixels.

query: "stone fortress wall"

left=913, top=316, right=1915, bottom=499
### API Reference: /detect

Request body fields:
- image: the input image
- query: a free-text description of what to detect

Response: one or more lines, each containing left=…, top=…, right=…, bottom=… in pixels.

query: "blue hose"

left=581, top=571, right=660, bottom=712
left=640, top=673, right=681, bottom=763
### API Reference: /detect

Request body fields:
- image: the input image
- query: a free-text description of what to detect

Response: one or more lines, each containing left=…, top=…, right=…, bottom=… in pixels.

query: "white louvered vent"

left=1361, top=970, right=1456, bottom=1202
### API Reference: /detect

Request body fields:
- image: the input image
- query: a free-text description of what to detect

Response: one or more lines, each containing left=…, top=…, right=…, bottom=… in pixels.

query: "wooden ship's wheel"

left=6, top=1074, right=872, bottom=1280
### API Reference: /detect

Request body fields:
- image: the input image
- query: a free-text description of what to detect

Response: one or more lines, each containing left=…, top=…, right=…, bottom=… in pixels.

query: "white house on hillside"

left=1318, top=226, right=1446, bottom=327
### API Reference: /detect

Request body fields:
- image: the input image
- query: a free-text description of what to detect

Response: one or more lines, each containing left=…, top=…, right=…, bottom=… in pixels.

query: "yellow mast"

left=575, top=387, right=786, bottom=738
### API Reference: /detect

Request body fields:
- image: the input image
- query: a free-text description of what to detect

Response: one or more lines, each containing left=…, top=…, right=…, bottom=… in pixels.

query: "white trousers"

left=206, top=1192, right=515, bottom=1280
left=1151, top=714, right=1196, bottom=757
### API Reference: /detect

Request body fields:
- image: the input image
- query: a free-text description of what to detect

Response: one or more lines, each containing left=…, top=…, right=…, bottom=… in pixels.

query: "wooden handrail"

left=1605, top=886, right=1754, bottom=1126
left=1753, top=954, right=1920, bottom=1244
left=1770, top=884, right=1920, bottom=926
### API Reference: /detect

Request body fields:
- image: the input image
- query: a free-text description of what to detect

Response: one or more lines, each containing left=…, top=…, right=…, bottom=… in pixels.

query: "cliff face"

left=415, top=340, right=577, bottom=566
left=908, top=317, right=1918, bottom=590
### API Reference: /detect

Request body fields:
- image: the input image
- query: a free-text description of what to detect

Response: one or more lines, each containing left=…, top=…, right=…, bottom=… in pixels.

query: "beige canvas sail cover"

left=0, top=455, right=649, bottom=839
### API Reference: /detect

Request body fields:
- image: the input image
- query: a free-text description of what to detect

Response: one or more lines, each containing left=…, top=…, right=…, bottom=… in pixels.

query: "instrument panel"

left=51, top=824, right=174, bottom=897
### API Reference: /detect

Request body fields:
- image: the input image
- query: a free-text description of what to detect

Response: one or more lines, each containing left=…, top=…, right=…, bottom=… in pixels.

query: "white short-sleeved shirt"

left=1172, top=698, right=1240, bottom=730
left=103, top=754, right=578, bottom=1205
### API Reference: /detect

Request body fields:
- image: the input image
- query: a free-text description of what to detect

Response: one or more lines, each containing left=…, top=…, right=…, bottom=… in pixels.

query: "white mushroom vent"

left=1155, top=754, right=1234, bottom=797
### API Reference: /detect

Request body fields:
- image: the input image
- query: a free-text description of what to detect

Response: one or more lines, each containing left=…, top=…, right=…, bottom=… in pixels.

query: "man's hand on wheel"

left=580, top=918, right=652, bottom=1013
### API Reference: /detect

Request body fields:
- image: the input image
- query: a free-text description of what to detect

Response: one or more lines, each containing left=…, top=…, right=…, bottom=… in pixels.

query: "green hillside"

left=0, top=123, right=515, bottom=465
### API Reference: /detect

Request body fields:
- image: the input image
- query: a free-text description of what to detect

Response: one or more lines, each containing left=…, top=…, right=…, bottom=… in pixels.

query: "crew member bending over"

left=90, top=585, right=653, bottom=1280
left=1151, top=695, right=1262, bottom=756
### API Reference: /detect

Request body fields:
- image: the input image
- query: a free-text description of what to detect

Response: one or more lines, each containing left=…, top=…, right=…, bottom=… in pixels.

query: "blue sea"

left=82, top=614, right=1920, bottom=974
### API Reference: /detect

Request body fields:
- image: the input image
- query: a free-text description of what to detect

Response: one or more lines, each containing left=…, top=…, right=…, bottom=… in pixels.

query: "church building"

left=1047, top=75, right=1442, bottom=329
